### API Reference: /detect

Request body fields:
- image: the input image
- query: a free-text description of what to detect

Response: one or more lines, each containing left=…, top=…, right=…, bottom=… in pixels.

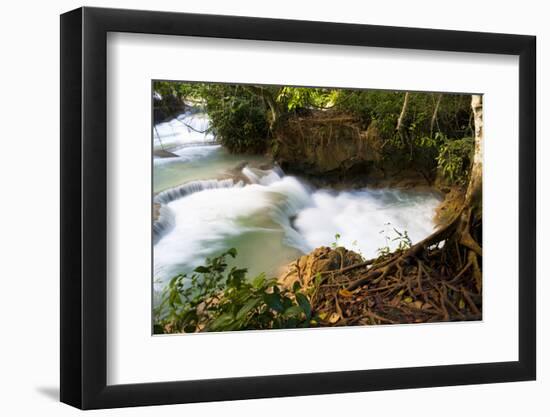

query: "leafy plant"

left=154, top=249, right=318, bottom=334
left=436, top=135, right=474, bottom=184
left=377, top=223, right=412, bottom=257
left=392, top=228, right=412, bottom=251
left=331, top=233, right=341, bottom=249
left=153, top=81, right=476, bottom=184
left=276, top=87, right=336, bottom=111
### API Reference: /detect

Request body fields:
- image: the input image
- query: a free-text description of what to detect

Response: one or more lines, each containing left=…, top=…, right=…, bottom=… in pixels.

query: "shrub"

left=154, top=249, right=318, bottom=333
left=436, top=135, right=474, bottom=185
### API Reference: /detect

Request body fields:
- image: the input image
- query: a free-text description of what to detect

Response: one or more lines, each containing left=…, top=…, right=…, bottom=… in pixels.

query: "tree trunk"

left=263, top=91, right=280, bottom=127
left=430, top=93, right=443, bottom=138
left=396, top=92, right=410, bottom=140
left=244, top=85, right=280, bottom=128
left=346, top=94, right=483, bottom=294
left=465, top=94, right=483, bottom=209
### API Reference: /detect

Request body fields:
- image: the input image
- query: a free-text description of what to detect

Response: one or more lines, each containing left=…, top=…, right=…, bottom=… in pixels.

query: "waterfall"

left=151, top=109, right=441, bottom=294
left=154, top=178, right=242, bottom=205
left=293, top=188, right=441, bottom=260
left=242, top=165, right=285, bottom=185
left=152, top=161, right=441, bottom=299
left=153, top=178, right=244, bottom=244
left=153, top=111, right=217, bottom=152
left=153, top=167, right=312, bottom=286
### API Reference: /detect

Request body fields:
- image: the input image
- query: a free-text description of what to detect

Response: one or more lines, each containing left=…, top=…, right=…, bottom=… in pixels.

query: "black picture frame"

left=60, top=6, right=536, bottom=410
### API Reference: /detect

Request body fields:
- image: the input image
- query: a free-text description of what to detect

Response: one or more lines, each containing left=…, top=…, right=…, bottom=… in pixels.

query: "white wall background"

left=0, top=0, right=545, bottom=415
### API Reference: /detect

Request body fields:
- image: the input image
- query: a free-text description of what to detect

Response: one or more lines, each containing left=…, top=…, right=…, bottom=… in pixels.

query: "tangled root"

left=310, top=207, right=482, bottom=326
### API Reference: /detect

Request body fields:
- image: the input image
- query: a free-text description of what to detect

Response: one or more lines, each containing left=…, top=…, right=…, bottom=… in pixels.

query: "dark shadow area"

left=35, top=386, right=59, bottom=401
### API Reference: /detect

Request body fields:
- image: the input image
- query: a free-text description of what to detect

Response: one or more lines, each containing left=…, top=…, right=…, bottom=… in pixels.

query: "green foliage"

left=335, top=90, right=404, bottom=134
left=331, top=233, right=341, bottom=249
left=154, top=81, right=271, bottom=153
left=201, top=85, right=271, bottom=153
left=154, top=81, right=475, bottom=183
left=377, top=223, right=412, bottom=257
left=335, top=91, right=472, bottom=139
left=334, top=91, right=473, bottom=180
left=154, top=249, right=318, bottom=333
left=392, top=228, right=412, bottom=251
left=276, top=87, right=336, bottom=111
left=436, top=135, right=474, bottom=184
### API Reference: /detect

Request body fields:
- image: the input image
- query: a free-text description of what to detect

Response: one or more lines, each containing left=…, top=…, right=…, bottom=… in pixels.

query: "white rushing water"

left=152, top=112, right=442, bottom=293
left=154, top=145, right=269, bottom=193
left=153, top=170, right=310, bottom=285
left=154, top=111, right=215, bottom=151
left=294, top=187, right=441, bottom=260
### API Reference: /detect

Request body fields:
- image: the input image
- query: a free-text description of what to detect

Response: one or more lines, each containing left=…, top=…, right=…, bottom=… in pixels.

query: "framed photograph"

left=60, top=6, right=536, bottom=409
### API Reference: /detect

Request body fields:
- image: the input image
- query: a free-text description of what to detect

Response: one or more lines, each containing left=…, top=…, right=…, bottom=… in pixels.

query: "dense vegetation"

left=154, top=81, right=474, bottom=185
left=154, top=249, right=319, bottom=333
left=153, top=82, right=483, bottom=333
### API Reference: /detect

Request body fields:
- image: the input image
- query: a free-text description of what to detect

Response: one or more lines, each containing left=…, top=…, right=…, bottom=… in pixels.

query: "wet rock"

left=153, top=203, right=161, bottom=222
left=153, top=149, right=179, bottom=158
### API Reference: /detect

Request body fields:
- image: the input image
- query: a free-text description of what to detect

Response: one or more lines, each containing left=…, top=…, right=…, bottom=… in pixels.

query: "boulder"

left=279, top=246, right=363, bottom=290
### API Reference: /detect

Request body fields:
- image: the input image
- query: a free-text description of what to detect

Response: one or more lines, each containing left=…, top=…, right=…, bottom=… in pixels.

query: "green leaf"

left=227, top=270, right=247, bottom=289
left=194, top=266, right=210, bottom=273
left=230, top=268, right=247, bottom=281
left=236, top=298, right=260, bottom=320
left=225, top=248, right=238, bottom=258
left=295, top=293, right=311, bottom=319
left=283, top=305, right=303, bottom=318
left=251, top=274, right=266, bottom=289
left=282, top=296, right=294, bottom=310
left=264, top=293, right=284, bottom=313
left=208, top=313, right=234, bottom=331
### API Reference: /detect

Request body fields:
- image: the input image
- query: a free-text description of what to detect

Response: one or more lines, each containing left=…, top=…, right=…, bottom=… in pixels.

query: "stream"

left=153, top=112, right=442, bottom=294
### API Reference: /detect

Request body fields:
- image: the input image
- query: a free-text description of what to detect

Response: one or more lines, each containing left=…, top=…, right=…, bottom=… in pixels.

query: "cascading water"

left=152, top=111, right=442, bottom=298
left=155, top=178, right=241, bottom=205
left=153, top=169, right=312, bottom=287
left=293, top=187, right=442, bottom=259
left=153, top=178, right=243, bottom=244
left=153, top=111, right=215, bottom=151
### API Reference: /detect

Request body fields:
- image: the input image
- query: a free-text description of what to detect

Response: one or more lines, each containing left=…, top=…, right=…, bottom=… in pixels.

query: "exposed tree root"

left=306, top=94, right=484, bottom=327
left=309, top=206, right=482, bottom=326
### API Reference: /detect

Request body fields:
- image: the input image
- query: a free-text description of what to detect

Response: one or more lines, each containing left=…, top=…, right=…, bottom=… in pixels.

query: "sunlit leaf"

left=283, top=306, right=303, bottom=318
left=236, top=298, right=260, bottom=320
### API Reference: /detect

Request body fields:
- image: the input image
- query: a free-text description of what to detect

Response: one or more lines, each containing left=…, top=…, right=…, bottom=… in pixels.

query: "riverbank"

left=151, top=104, right=469, bottom=310
left=152, top=144, right=443, bottom=290
left=152, top=83, right=482, bottom=333
left=273, top=184, right=478, bottom=327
